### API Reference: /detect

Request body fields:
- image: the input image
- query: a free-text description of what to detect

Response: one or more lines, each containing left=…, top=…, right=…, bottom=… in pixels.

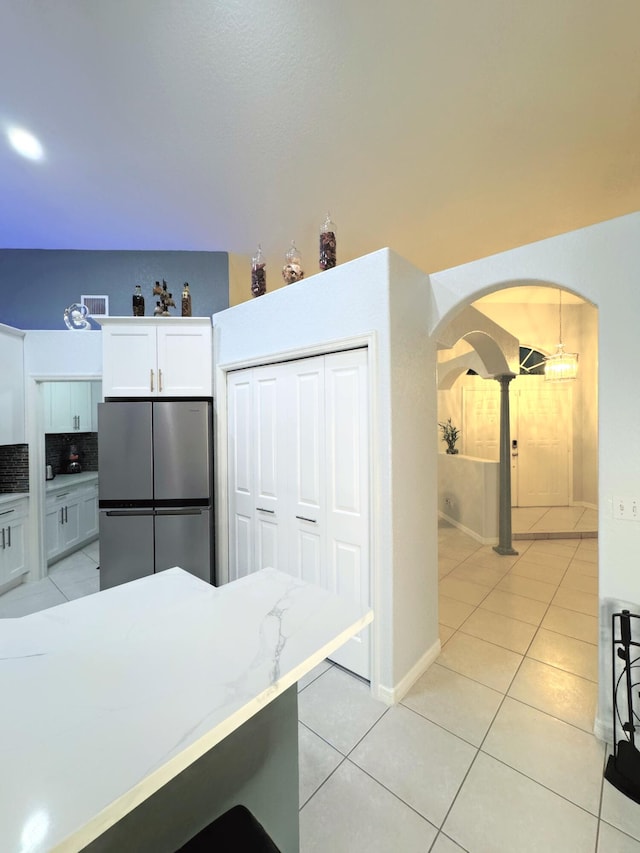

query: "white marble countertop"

left=45, top=471, right=99, bottom=494
left=0, top=568, right=372, bottom=852
left=0, top=492, right=29, bottom=507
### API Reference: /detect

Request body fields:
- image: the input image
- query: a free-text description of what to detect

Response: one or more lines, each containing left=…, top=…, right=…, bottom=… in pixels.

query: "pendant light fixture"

left=544, top=289, right=579, bottom=381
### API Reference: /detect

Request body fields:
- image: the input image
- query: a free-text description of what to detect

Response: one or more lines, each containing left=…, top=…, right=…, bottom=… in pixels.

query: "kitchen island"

left=0, top=567, right=372, bottom=852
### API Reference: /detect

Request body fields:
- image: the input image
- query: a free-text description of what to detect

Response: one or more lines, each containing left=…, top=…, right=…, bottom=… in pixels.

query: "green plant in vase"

left=438, top=418, right=460, bottom=454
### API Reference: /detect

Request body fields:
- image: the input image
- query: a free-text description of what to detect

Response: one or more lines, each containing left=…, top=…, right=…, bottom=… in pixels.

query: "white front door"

left=512, top=377, right=571, bottom=507
left=462, top=377, right=571, bottom=507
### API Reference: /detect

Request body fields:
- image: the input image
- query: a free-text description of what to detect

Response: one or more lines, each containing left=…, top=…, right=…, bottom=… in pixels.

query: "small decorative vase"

left=282, top=241, right=304, bottom=284
left=251, top=244, right=267, bottom=297
left=446, top=447, right=459, bottom=455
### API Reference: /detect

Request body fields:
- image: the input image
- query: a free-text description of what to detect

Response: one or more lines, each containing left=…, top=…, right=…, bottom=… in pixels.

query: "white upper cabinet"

left=100, top=318, right=212, bottom=398
left=0, top=324, right=26, bottom=445
left=43, top=382, right=92, bottom=432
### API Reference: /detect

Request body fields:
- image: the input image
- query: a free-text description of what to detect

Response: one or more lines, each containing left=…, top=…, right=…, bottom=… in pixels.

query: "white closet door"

left=253, top=365, right=287, bottom=573
left=226, top=349, right=371, bottom=680
left=289, top=357, right=326, bottom=587
left=227, top=371, right=255, bottom=580
left=324, top=349, right=370, bottom=678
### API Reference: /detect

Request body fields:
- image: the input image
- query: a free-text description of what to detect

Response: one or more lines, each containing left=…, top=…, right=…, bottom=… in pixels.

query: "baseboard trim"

left=438, top=512, right=497, bottom=546
left=375, top=639, right=441, bottom=706
left=594, top=715, right=613, bottom=745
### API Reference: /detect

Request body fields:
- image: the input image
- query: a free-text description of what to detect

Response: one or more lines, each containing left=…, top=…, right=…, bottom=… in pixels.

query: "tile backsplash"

left=0, top=444, right=29, bottom=493
left=45, top=432, right=99, bottom=475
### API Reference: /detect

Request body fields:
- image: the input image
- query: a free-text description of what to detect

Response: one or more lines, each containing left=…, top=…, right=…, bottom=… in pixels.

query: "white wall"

left=438, top=453, right=499, bottom=542
left=212, top=249, right=438, bottom=702
left=429, top=210, right=640, bottom=739
left=24, top=330, right=103, bottom=378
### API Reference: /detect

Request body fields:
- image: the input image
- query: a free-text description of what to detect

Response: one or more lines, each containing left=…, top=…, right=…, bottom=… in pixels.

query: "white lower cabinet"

left=46, top=480, right=98, bottom=564
left=0, top=498, right=28, bottom=588
left=227, top=349, right=371, bottom=678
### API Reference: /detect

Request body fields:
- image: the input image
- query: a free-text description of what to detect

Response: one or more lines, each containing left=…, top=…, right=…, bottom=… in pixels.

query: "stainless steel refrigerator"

left=98, top=399, right=214, bottom=590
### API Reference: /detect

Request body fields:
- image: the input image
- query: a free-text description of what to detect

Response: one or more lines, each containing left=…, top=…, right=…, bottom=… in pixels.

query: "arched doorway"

left=431, top=281, right=600, bottom=752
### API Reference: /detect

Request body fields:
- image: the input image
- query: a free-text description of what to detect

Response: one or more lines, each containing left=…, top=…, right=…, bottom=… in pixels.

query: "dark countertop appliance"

left=98, top=399, right=214, bottom=590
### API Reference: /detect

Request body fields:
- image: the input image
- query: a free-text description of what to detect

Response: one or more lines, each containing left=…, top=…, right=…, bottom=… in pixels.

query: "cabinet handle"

left=256, top=507, right=275, bottom=514
left=0, top=508, right=14, bottom=517
left=1, top=527, right=4, bottom=549
left=64, top=506, right=68, bottom=523
left=159, top=368, right=163, bottom=392
left=6, top=525, right=10, bottom=547
left=150, top=369, right=154, bottom=392
left=296, top=515, right=318, bottom=524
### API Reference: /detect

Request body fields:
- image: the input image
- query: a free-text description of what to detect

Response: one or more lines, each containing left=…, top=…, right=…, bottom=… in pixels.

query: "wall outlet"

left=613, top=496, right=640, bottom=521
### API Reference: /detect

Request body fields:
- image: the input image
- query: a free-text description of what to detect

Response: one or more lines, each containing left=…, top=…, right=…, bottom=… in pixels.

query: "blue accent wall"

left=0, top=250, right=229, bottom=329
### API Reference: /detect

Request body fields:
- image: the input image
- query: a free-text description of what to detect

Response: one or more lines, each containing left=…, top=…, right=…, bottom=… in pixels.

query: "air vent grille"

left=81, top=295, right=109, bottom=317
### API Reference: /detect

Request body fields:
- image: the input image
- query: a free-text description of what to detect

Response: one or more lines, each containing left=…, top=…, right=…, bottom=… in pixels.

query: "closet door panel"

left=290, top=359, right=325, bottom=584
left=296, top=527, right=323, bottom=587
left=293, top=364, right=324, bottom=512
left=325, top=349, right=370, bottom=678
left=254, top=367, right=287, bottom=571
left=255, top=374, right=279, bottom=508
left=227, top=372, right=255, bottom=580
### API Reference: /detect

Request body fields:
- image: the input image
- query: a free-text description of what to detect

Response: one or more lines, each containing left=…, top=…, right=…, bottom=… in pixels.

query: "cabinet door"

left=80, top=486, right=99, bottom=540
left=156, top=325, right=212, bottom=396
left=70, top=382, right=92, bottom=431
left=4, top=517, right=27, bottom=581
left=102, top=325, right=158, bottom=397
left=45, top=383, right=73, bottom=432
left=61, top=499, right=81, bottom=551
left=0, top=328, right=25, bottom=445
left=90, top=382, right=102, bottom=431
left=45, top=502, right=63, bottom=562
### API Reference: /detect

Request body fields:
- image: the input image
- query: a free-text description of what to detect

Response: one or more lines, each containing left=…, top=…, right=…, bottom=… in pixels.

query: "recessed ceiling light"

left=6, top=126, right=44, bottom=161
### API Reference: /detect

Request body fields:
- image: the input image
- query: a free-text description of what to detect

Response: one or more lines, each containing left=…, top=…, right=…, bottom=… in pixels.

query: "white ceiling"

left=1, top=1, right=639, bottom=283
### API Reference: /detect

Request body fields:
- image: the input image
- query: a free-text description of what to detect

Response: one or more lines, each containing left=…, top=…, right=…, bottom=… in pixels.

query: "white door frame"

left=215, top=332, right=381, bottom=695
left=26, top=374, right=102, bottom=583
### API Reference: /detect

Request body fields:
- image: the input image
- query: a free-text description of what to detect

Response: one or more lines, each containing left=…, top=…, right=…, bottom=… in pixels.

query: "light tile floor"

left=4, top=529, right=640, bottom=851
left=513, top=504, right=598, bottom=537
left=297, top=523, right=640, bottom=853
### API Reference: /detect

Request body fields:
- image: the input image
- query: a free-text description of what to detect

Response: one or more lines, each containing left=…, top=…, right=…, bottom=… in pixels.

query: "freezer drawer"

left=99, top=510, right=154, bottom=591
left=154, top=507, right=213, bottom=583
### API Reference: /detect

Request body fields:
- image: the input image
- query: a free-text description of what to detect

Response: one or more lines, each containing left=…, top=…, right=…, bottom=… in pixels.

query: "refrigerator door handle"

left=105, top=509, right=155, bottom=517
left=155, top=508, right=202, bottom=516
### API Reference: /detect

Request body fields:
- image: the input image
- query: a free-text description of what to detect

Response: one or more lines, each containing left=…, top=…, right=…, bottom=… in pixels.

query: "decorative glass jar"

left=319, top=213, right=337, bottom=270
left=282, top=241, right=304, bottom=284
left=251, top=244, right=267, bottom=297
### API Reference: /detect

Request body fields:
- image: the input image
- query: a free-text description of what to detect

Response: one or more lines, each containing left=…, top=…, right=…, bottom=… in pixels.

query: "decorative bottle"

left=181, top=282, right=192, bottom=316
left=319, top=213, right=337, bottom=270
left=282, top=241, right=304, bottom=284
left=132, top=284, right=145, bottom=317
left=251, top=244, right=267, bottom=297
